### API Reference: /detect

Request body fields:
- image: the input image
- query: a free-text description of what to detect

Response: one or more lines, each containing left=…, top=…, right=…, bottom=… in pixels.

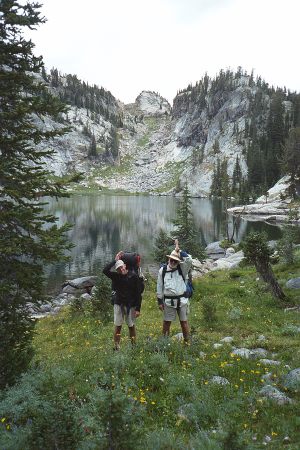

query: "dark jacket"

left=103, top=260, right=142, bottom=311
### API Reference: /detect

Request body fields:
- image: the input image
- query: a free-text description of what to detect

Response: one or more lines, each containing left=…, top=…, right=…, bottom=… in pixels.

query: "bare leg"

left=128, top=325, right=136, bottom=345
left=163, top=320, right=171, bottom=337
left=114, top=325, right=122, bottom=349
left=180, top=321, right=190, bottom=342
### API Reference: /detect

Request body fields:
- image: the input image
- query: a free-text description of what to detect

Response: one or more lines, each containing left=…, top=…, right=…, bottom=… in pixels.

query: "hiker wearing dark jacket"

left=103, top=251, right=142, bottom=350
left=157, top=240, right=192, bottom=342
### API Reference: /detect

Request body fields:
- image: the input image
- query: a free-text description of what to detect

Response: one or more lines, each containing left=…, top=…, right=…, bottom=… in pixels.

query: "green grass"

left=1, top=262, right=300, bottom=448
left=90, top=155, right=134, bottom=179
left=67, top=155, right=136, bottom=193
left=137, top=135, right=150, bottom=148
left=153, top=161, right=185, bottom=193
left=137, top=117, right=160, bottom=148
left=137, top=117, right=158, bottom=148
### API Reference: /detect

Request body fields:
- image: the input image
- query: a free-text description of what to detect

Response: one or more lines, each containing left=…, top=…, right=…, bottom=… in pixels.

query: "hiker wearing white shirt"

left=156, top=240, right=193, bottom=342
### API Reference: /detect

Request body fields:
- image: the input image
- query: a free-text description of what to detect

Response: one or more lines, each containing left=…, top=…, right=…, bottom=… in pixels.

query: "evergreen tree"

left=153, top=229, right=173, bottom=264
left=264, top=91, right=287, bottom=186
left=0, top=0, right=72, bottom=388
left=213, top=139, right=220, bottom=154
left=171, top=183, right=205, bottom=259
left=281, top=127, right=300, bottom=199
left=242, top=233, right=286, bottom=302
left=232, top=156, right=242, bottom=194
left=110, top=126, right=119, bottom=159
left=210, top=159, right=221, bottom=196
left=88, top=133, right=97, bottom=158
left=220, top=159, right=229, bottom=199
left=90, top=273, right=113, bottom=321
left=277, top=223, right=300, bottom=265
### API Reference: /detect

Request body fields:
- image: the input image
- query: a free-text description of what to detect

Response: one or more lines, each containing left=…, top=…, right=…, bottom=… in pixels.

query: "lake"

left=44, top=193, right=282, bottom=294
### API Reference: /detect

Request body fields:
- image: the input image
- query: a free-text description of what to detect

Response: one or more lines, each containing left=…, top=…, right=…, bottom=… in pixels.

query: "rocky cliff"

left=39, top=69, right=299, bottom=197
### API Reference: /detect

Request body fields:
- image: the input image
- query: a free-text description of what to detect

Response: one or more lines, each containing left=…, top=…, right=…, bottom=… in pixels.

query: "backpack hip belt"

left=164, top=293, right=186, bottom=308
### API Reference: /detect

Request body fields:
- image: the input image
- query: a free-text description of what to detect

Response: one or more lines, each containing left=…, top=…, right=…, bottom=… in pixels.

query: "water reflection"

left=44, top=194, right=282, bottom=293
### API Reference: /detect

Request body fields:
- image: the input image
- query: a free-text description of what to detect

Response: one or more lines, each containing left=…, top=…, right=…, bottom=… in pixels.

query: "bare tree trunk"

left=256, top=261, right=286, bottom=301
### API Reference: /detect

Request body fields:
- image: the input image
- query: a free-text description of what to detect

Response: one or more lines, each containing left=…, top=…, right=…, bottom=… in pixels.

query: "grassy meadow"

left=1, top=259, right=300, bottom=449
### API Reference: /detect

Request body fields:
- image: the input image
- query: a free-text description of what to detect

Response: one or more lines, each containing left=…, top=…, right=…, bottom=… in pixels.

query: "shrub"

left=277, top=224, right=300, bottom=265
left=219, top=239, right=231, bottom=249
left=0, top=368, right=82, bottom=449
left=225, top=286, right=246, bottom=298
left=188, top=431, right=222, bottom=449
left=144, top=428, right=186, bottom=450
left=227, top=307, right=243, bottom=320
left=228, top=270, right=242, bottom=279
left=201, top=299, right=217, bottom=324
left=79, top=384, right=144, bottom=449
left=70, top=295, right=85, bottom=313
left=281, top=324, right=300, bottom=336
left=89, top=272, right=113, bottom=322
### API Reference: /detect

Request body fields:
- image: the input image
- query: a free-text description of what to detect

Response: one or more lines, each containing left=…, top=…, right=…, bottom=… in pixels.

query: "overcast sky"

left=28, top=0, right=300, bottom=104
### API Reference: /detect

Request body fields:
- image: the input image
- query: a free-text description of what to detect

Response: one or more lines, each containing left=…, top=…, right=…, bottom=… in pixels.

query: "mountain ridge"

left=38, top=68, right=300, bottom=198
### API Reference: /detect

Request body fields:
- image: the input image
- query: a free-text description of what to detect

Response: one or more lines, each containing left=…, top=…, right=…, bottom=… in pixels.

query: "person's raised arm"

left=103, top=260, right=117, bottom=279
left=115, top=251, right=124, bottom=261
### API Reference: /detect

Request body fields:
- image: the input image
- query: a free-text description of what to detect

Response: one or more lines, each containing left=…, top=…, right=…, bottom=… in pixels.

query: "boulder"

left=259, top=359, right=281, bottom=366
left=249, top=348, right=269, bottom=359
left=62, top=276, right=98, bottom=289
left=282, top=368, right=300, bottom=392
left=286, top=277, right=300, bottom=289
left=231, top=348, right=252, bottom=359
left=80, top=293, right=92, bottom=301
left=62, top=285, right=79, bottom=294
left=231, top=347, right=268, bottom=359
left=212, top=251, right=244, bottom=270
left=258, top=385, right=292, bottom=405
left=220, top=336, right=234, bottom=343
left=210, top=376, right=230, bottom=386
left=205, top=241, right=225, bottom=259
left=225, top=247, right=235, bottom=257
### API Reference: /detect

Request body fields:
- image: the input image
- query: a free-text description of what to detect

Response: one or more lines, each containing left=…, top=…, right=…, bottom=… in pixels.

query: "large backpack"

left=161, top=264, right=194, bottom=298
left=111, top=252, right=145, bottom=303
left=122, top=252, right=145, bottom=294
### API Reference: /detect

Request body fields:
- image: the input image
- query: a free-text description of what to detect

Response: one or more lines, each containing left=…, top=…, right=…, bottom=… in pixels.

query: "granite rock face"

left=39, top=72, right=293, bottom=198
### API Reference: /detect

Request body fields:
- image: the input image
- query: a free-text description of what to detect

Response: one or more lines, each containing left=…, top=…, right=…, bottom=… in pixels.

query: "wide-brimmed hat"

left=166, top=250, right=181, bottom=262
left=115, top=259, right=125, bottom=270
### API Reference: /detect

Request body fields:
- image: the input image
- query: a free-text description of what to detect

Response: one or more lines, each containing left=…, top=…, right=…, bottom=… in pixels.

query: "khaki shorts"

left=163, top=303, right=189, bottom=322
left=114, top=304, right=136, bottom=327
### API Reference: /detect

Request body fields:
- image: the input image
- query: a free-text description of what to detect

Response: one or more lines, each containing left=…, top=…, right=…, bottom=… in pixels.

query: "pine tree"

left=281, top=127, right=300, bottom=199
left=242, top=232, right=286, bottom=302
left=88, top=133, right=97, bottom=158
left=0, top=0, right=72, bottom=388
left=90, top=273, right=113, bottom=321
left=210, top=159, right=221, bottom=196
left=220, top=159, right=229, bottom=199
left=153, top=229, right=173, bottom=264
left=110, top=126, right=119, bottom=159
left=213, top=139, right=220, bottom=154
left=265, top=91, right=286, bottom=185
left=171, top=183, right=205, bottom=259
left=232, top=156, right=242, bottom=194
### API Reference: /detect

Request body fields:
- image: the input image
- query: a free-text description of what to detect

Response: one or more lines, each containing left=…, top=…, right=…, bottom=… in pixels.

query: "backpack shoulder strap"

left=162, top=263, right=185, bottom=284
left=177, top=264, right=185, bottom=283
left=162, top=264, right=167, bottom=284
